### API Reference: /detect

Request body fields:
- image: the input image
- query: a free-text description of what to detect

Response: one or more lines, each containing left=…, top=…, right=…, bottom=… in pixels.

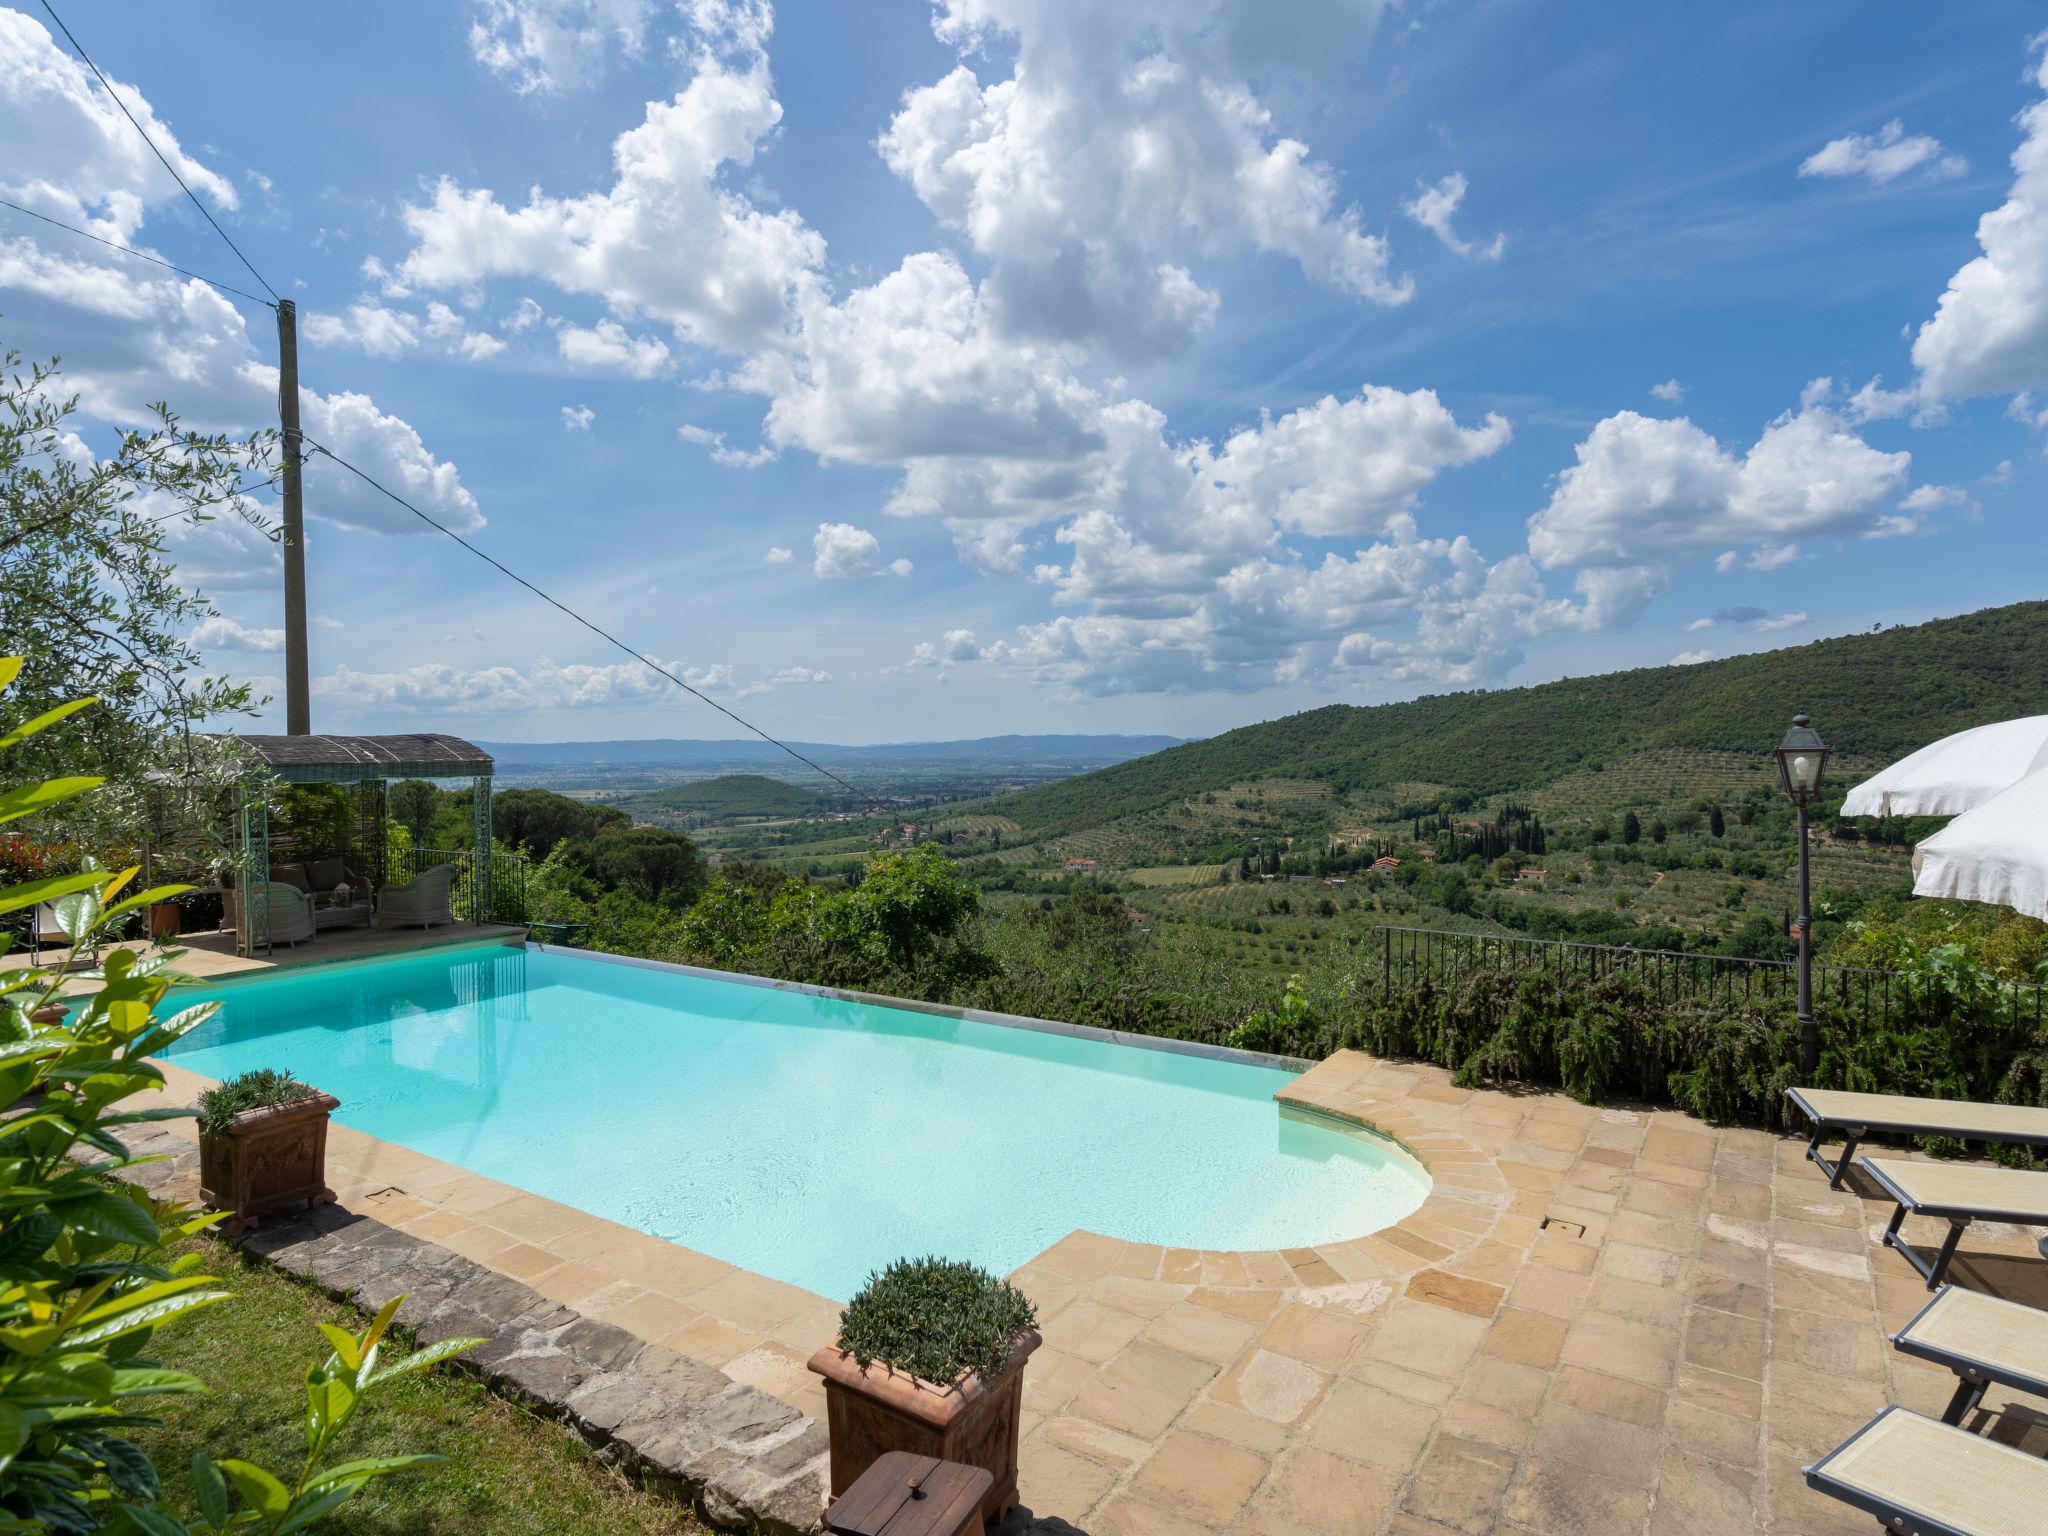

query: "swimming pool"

left=163, top=944, right=1429, bottom=1300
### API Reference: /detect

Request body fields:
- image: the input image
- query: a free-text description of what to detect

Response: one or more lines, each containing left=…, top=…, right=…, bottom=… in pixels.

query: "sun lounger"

left=1804, top=1404, right=2048, bottom=1535
left=1861, top=1156, right=2048, bottom=1289
left=1891, top=1284, right=2048, bottom=1425
left=1785, top=1087, right=2048, bottom=1189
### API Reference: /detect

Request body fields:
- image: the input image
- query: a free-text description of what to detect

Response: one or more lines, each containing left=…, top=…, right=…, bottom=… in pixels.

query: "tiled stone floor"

left=148, top=1046, right=2048, bottom=1535
left=998, top=1052, right=2048, bottom=1535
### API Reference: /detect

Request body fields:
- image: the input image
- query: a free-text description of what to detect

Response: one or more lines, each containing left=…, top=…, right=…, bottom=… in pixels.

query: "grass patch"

left=135, top=1237, right=701, bottom=1536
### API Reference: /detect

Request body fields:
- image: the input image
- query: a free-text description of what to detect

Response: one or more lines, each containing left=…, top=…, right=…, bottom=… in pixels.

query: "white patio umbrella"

left=1911, top=767, right=2048, bottom=921
left=1840, top=714, right=2048, bottom=817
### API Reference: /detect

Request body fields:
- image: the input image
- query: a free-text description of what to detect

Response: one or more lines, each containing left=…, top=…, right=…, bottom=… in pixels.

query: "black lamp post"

left=1776, top=713, right=1830, bottom=1076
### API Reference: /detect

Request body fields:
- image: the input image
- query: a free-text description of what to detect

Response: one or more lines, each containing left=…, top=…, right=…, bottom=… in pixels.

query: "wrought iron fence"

left=1372, top=924, right=2047, bottom=1034
left=405, top=846, right=528, bottom=926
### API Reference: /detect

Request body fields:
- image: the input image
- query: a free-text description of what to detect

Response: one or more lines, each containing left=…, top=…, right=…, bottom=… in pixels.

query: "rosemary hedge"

left=837, top=1256, right=1038, bottom=1386
left=194, top=1067, right=318, bottom=1136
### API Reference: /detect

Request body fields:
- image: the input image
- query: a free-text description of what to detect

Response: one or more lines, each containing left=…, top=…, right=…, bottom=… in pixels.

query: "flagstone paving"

left=147, top=1047, right=2048, bottom=1535
left=989, top=1051, right=2048, bottom=1536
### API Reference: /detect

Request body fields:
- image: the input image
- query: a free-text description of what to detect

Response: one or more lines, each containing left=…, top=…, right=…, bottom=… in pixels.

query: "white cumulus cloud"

left=1800, top=119, right=1967, bottom=186
left=302, top=299, right=421, bottom=358
left=812, top=521, right=909, bottom=579
left=191, top=615, right=284, bottom=653
left=402, top=1, right=823, bottom=356
left=469, top=0, right=656, bottom=94
left=1402, top=173, right=1504, bottom=261
left=1913, top=43, right=2048, bottom=398
left=0, top=38, right=480, bottom=543
left=0, top=9, right=238, bottom=242
left=679, top=422, right=776, bottom=467
left=557, top=317, right=672, bottom=377
left=1526, top=394, right=1909, bottom=626
left=875, top=0, right=1409, bottom=361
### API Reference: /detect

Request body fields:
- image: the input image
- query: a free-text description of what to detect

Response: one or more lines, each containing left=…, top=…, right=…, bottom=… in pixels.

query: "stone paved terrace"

left=998, top=1051, right=2048, bottom=1536
left=143, top=1042, right=2048, bottom=1534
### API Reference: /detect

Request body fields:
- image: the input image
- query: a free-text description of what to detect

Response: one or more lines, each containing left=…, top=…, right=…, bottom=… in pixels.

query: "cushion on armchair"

left=272, top=862, right=310, bottom=891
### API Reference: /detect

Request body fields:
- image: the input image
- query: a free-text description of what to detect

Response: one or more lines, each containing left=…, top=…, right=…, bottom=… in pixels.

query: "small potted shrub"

left=807, top=1256, right=1040, bottom=1524
left=195, top=1068, right=340, bottom=1235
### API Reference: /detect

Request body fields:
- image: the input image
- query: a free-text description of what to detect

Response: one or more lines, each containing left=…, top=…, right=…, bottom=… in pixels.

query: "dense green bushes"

left=528, top=822, right=2047, bottom=1142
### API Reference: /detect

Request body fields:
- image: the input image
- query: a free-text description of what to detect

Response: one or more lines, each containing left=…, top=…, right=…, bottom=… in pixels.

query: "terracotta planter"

left=197, top=1092, right=340, bottom=1237
left=147, top=901, right=182, bottom=939
left=806, top=1328, right=1039, bottom=1525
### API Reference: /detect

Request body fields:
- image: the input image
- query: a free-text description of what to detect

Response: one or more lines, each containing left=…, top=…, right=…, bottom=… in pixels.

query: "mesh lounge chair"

left=1860, top=1155, right=2048, bottom=1289
left=1785, top=1087, right=2048, bottom=1189
left=242, top=880, right=315, bottom=948
left=1804, top=1404, right=2048, bottom=1536
left=378, top=864, right=456, bottom=929
left=1891, top=1284, right=2048, bottom=1425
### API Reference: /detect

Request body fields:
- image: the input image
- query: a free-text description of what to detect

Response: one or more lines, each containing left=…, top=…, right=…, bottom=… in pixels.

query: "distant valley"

left=477, top=732, right=1187, bottom=801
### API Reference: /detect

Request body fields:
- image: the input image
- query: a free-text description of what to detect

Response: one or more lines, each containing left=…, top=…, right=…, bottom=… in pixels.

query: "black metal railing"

left=1373, top=924, right=2047, bottom=1034
left=404, top=846, right=528, bottom=926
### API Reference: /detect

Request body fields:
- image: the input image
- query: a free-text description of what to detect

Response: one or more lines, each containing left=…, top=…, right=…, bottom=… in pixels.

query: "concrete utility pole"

left=276, top=299, right=310, bottom=734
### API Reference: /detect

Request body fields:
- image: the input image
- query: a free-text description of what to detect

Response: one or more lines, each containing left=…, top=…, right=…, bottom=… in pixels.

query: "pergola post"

left=237, top=780, right=271, bottom=957
left=471, top=773, right=493, bottom=924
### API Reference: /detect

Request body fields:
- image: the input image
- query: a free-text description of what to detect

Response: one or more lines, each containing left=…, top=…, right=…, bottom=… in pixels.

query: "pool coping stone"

left=100, top=1118, right=833, bottom=1535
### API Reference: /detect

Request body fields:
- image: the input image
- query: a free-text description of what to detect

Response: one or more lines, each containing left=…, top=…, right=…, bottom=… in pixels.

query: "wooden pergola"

left=217, top=732, right=495, bottom=954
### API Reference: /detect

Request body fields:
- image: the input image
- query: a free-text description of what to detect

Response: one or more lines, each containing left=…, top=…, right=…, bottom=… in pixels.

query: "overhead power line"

left=38, top=0, right=282, bottom=303
left=0, top=197, right=275, bottom=309
left=299, top=437, right=874, bottom=803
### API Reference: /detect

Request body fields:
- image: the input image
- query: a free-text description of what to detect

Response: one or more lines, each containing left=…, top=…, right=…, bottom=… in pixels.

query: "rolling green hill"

left=983, top=601, right=2048, bottom=837
left=621, top=774, right=834, bottom=818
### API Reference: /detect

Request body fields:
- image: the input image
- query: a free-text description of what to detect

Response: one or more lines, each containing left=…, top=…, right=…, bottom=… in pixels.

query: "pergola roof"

left=218, top=733, right=493, bottom=784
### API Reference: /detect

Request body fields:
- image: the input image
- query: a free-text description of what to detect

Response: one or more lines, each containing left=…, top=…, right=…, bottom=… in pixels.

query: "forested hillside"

left=984, top=602, right=2048, bottom=837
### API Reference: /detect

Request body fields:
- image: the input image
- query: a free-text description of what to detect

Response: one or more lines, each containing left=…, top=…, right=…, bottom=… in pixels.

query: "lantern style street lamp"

left=1777, top=713, right=1830, bottom=1075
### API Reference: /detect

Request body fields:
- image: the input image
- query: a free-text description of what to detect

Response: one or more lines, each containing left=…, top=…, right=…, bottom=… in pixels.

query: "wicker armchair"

left=378, top=864, right=457, bottom=928
left=243, top=880, right=315, bottom=947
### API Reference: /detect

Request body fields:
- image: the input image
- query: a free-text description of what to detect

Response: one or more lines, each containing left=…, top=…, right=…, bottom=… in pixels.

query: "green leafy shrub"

left=672, top=845, right=992, bottom=996
left=1229, top=977, right=1316, bottom=1054
left=194, top=1069, right=318, bottom=1136
left=0, top=661, right=482, bottom=1532
left=837, top=1257, right=1039, bottom=1386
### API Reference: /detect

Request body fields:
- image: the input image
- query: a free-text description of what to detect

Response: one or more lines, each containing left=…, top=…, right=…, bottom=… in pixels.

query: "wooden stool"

left=824, top=1451, right=994, bottom=1536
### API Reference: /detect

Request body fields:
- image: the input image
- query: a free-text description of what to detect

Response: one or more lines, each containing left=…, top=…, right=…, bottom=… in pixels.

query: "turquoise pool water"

left=163, top=945, right=1429, bottom=1300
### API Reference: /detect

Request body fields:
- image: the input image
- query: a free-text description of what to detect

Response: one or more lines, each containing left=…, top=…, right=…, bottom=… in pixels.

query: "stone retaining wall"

left=113, top=1123, right=830, bottom=1534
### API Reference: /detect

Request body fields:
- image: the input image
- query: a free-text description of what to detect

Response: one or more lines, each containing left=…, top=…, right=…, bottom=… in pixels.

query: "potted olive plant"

left=195, top=1068, right=340, bottom=1235
left=806, top=1256, right=1040, bottom=1524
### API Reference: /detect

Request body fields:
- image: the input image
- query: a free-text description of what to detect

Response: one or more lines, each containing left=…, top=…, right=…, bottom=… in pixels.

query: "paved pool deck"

left=144, top=1040, right=2048, bottom=1535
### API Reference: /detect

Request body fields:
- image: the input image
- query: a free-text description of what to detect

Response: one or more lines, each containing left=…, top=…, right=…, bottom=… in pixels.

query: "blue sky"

left=3, top=1, right=2045, bottom=744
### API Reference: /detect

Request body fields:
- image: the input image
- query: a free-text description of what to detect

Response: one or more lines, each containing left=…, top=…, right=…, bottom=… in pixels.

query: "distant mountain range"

left=477, top=733, right=1186, bottom=770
